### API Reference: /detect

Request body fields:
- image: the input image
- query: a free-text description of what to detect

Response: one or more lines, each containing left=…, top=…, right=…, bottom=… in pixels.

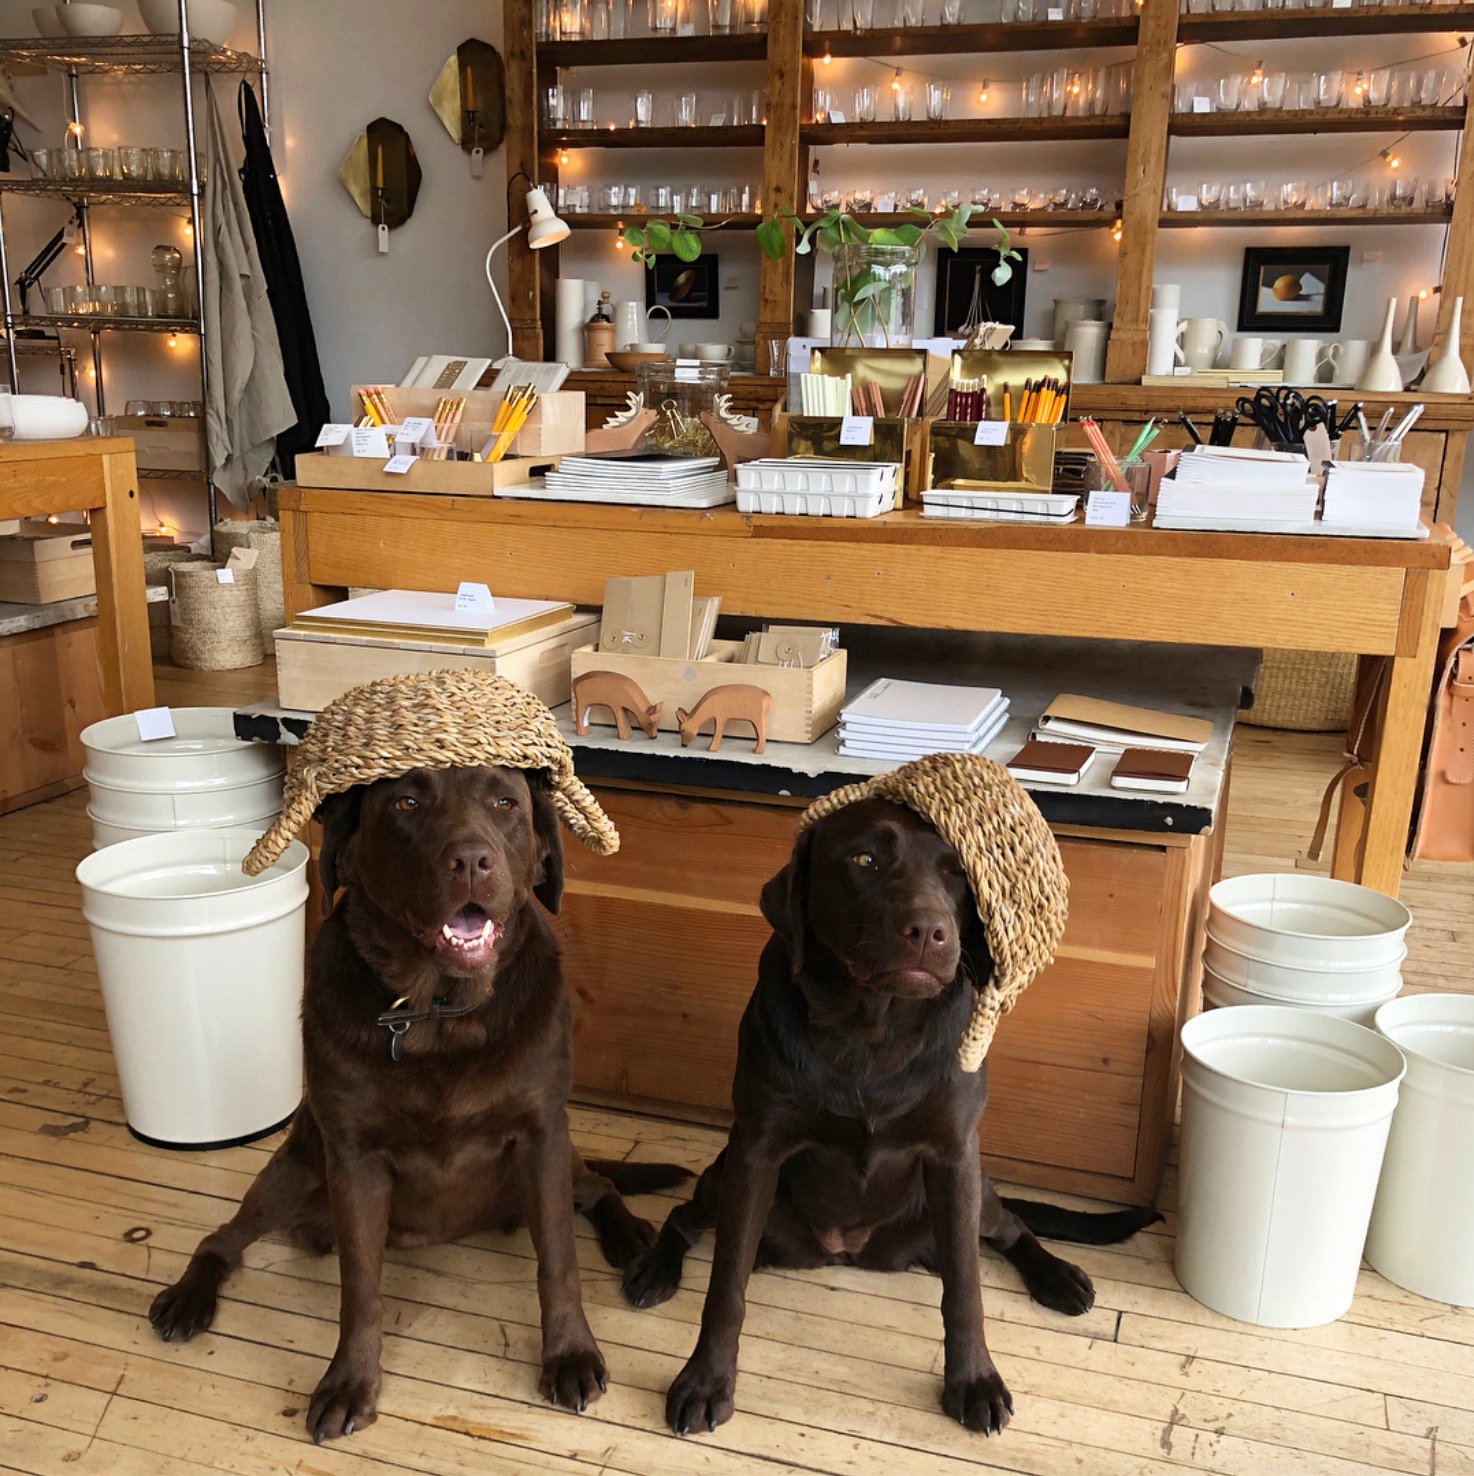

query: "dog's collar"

left=375, top=993, right=480, bottom=1062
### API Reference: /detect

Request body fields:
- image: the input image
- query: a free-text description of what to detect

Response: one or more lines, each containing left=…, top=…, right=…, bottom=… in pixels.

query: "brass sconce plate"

left=430, top=38, right=506, bottom=152
left=339, top=118, right=422, bottom=229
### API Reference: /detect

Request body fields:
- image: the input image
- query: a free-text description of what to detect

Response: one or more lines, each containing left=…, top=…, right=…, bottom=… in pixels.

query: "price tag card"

left=315, top=423, right=351, bottom=448
left=1047, top=6, right=1064, bottom=18
left=215, top=568, right=235, bottom=585
left=828, top=108, right=847, bottom=123
left=709, top=113, right=727, bottom=126
left=350, top=426, right=391, bottom=459
left=1176, top=194, right=1199, bottom=212
left=1173, top=365, right=1194, bottom=377
left=454, top=581, right=496, bottom=614
left=1191, top=95, right=1212, bottom=114
left=973, top=419, right=1010, bottom=446
left=383, top=454, right=418, bottom=475
left=397, top=416, right=436, bottom=448
left=134, top=706, right=177, bottom=742
left=839, top=415, right=874, bottom=447
left=1085, top=489, right=1132, bottom=527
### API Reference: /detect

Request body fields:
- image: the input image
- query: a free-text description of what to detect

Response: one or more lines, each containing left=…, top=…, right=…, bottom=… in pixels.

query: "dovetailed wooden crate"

left=570, top=638, right=847, bottom=744
left=293, top=450, right=560, bottom=498
left=352, top=385, right=586, bottom=459
left=0, top=529, right=95, bottom=604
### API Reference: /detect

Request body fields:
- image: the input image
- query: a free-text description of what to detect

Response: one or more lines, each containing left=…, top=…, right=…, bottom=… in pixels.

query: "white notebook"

left=838, top=706, right=1010, bottom=762
left=840, top=678, right=1007, bottom=734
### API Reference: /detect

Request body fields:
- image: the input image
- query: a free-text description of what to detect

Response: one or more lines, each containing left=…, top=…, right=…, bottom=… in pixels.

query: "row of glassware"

left=122, top=400, right=201, bottom=417
left=1165, top=174, right=1454, bottom=210
left=38, top=283, right=196, bottom=319
left=545, top=85, right=765, bottom=129
left=32, top=145, right=193, bottom=184
left=1173, top=64, right=1466, bottom=114
left=809, top=64, right=1133, bottom=123
left=555, top=180, right=1115, bottom=214
left=558, top=182, right=758, bottom=213
left=536, top=0, right=766, bottom=40
left=1181, top=0, right=1451, bottom=11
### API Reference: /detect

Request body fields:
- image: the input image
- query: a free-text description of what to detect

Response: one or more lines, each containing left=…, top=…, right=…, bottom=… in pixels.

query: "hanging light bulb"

left=1111, top=217, right=1123, bottom=242
left=1250, top=60, right=1264, bottom=86
left=822, top=47, right=832, bottom=64
left=1418, top=286, right=1431, bottom=299
left=978, top=78, right=991, bottom=103
left=558, top=149, right=570, bottom=165
left=167, top=333, right=179, bottom=348
left=892, top=67, right=903, bottom=93
left=65, top=120, right=83, bottom=141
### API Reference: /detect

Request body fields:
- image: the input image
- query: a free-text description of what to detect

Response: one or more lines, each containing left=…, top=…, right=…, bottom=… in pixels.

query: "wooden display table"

left=276, top=486, right=1451, bottom=897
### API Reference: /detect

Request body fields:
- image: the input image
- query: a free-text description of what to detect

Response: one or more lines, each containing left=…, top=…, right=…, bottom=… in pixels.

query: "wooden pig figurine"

left=676, top=684, right=772, bottom=754
left=571, top=671, right=662, bottom=740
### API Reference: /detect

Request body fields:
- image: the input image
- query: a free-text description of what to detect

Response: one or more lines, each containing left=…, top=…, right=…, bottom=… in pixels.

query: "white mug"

left=1176, top=317, right=1228, bottom=372
left=628, top=341, right=669, bottom=355
left=645, top=304, right=672, bottom=342
left=1324, top=338, right=1370, bottom=388
left=1011, top=337, right=1055, bottom=351
left=695, top=343, right=733, bottom=362
left=1229, top=336, right=1280, bottom=372
left=1151, top=282, right=1182, bottom=313
left=1282, top=337, right=1333, bottom=385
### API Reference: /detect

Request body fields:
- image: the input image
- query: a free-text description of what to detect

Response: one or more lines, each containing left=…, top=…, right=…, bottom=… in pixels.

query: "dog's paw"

left=305, top=1359, right=380, bottom=1444
left=149, top=1275, right=219, bottom=1342
left=622, top=1246, right=682, bottom=1309
left=666, top=1357, right=737, bottom=1435
left=1019, top=1245, right=1096, bottom=1317
left=539, top=1343, right=607, bottom=1413
left=594, top=1210, right=657, bottom=1271
left=941, top=1364, right=1013, bottom=1435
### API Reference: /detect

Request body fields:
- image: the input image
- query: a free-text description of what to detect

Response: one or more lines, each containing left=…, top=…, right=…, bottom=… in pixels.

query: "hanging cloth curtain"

left=202, top=76, right=295, bottom=508
left=236, top=80, right=330, bottom=476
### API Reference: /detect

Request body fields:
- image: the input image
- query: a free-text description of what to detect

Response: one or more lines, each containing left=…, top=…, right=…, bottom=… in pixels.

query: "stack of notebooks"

left=837, top=679, right=1010, bottom=761
left=1321, top=461, right=1426, bottom=536
left=525, top=452, right=733, bottom=509
left=1154, top=446, right=1318, bottom=531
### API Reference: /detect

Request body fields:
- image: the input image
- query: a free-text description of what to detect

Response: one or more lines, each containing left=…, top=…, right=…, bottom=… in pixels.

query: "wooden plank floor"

left=2, top=663, right=1472, bottom=1475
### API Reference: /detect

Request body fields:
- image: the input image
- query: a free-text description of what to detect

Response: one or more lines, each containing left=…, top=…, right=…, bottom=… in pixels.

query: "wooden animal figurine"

left=571, top=671, right=662, bottom=740
left=676, top=684, right=772, bottom=754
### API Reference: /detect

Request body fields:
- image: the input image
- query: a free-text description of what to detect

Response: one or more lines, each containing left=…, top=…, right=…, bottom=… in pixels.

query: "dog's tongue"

left=444, top=905, right=488, bottom=940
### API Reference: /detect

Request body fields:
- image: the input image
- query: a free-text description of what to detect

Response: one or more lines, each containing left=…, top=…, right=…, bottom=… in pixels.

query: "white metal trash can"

left=1176, top=1005, right=1406, bottom=1328
left=1365, top=993, right=1474, bottom=1306
left=77, top=829, right=309, bottom=1150
left=1200, top=964, right=1401, bottom=1027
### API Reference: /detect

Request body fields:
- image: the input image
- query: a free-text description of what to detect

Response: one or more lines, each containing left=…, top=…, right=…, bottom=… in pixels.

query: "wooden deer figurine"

left=571, top=671, right=662, bottom=740
left=676, top=684, right=772, bottom=754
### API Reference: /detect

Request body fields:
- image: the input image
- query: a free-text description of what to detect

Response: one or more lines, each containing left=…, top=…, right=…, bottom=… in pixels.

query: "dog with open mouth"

left=149, top=761, right=686, bottom=1444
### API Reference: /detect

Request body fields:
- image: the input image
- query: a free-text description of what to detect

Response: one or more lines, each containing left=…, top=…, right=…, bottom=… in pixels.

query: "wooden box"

left=274, top=610, right=599, bottom=712
left=113, top=414, right=205, bottom=475
left=0, top=528, right=95, bottom=604
left=569, top=638, right=847, bottom=744
left=293, top=449, right=560, bottom=498
left=352, top=385, right=586, bottom=459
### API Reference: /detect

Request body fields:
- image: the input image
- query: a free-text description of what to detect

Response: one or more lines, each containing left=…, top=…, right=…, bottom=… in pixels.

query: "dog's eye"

left=394, top=795, right=419, bottom=812
left=852, top=852, right=876, bottom=869
left=494, top=796, right=517, bottom=810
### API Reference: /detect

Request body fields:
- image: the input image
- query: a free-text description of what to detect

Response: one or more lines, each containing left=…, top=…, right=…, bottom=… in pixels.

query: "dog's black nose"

left=445, top=843, right=494, bottom=877
left=899, top=914, right=950, bottom=948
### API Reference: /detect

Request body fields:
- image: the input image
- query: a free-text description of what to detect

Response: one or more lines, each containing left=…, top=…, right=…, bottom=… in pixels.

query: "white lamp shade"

left=526, top=185, right=570, bottom=248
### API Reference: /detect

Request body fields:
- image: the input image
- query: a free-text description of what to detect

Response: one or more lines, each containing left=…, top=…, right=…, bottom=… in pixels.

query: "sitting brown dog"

left=622, top=797, right=1158, bottom=1437
left=150, top=765, right=684, bottom=1443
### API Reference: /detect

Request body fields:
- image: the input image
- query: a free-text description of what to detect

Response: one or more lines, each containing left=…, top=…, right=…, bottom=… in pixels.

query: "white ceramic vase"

left=1356, top=299, right=1404, bottom=393
left=1422, top=297, right=1471, bottom=394
left=1396, top=293, right=1420, bottom=357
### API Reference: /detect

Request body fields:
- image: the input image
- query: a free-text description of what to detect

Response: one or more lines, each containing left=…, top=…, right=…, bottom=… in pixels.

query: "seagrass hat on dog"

left=243, top=669, right=620, bottom=876
left=798, top=752, right=1069, bottom=1072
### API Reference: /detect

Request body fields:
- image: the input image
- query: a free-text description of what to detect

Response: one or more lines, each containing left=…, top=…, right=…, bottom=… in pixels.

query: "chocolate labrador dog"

left=149, top=765, right=684, bottom=1444
left=622, top=797, right=1159, bottom=1437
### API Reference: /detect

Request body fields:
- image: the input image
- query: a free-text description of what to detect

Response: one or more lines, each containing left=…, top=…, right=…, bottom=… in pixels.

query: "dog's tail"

left=586, top=1158, right=693, bottom=1194
left=1002, top=1197, right=1163, bottom=1246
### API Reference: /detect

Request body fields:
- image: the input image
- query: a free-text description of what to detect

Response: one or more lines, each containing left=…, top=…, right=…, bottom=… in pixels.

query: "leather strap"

left=1445, top=649, right=1474, bottom=786
left=1308, top=658, right=1386, bottom=863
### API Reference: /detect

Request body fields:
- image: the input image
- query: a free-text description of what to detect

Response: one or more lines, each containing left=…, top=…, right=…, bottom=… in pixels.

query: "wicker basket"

left=169, top=562, right=265, bottom=671
left=1238, top=648, right=1357, bottom=732
left=143, top=549, right=206, bottom=661
left=212, top=518, right=285, bottom=652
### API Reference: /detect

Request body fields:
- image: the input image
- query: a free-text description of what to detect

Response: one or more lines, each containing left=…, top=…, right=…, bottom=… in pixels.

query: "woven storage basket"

left=212, top=518, right=285, bottom=652
left=143, top=550, right=207, bottom=660
left=1238, top=648, right=1357, bottom=732
left=169, top=562, right=265, bottom=671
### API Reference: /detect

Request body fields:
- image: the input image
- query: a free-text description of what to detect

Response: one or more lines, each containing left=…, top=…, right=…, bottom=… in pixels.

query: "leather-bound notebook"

left=1004, top=739, right=1098, bottom=786
left=1111, top=747, right=1196, bottom=794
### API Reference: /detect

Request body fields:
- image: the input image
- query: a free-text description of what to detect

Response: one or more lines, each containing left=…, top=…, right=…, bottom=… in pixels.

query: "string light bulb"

left=891, top=67, right=902, bottom=92
left=1111, top=217, right=1123, bottom=242
left=1380, top=147, right=1402, bottom=169
left=978, top=78, right=991, bottom=103
left=1418, top=286, right=1431, bottom=299
left=822, top=47, right=832, bottom=64
left=167, top=333, right=179, bottom=348
left=1249, top=60, right=1264, bottom=86
left=65, top=121, right=83, bottom=140
left=558, top=149, right=569, bottom=165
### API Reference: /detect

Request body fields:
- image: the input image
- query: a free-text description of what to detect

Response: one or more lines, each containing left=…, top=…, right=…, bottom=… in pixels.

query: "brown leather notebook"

left=1111, top=747, right=1195, bottom=793
left=1005, top=739, right=1097, bottom=786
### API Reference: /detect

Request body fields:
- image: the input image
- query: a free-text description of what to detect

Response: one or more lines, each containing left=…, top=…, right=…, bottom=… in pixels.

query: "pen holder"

left=774, top=411, right=926, bottom=503
left=949, top=349, right=1074, bottom=421
left=927, top=421, right=1057, bottom=494
left=1085, top=454, right=1152, bottom=519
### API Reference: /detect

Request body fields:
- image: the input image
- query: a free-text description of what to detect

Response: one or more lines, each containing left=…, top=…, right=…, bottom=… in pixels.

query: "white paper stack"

left=1155, top=445, right=1318, bottom=529
left=837, top=678, right=1010, bottom=761
left=532, top=453, right=733, bottom=508
left=1322, top=461, right=1425, bottom=534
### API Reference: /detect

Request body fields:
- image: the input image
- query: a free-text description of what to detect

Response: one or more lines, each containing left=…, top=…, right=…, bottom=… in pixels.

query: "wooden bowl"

left=605, top=350, right=670, bottom=374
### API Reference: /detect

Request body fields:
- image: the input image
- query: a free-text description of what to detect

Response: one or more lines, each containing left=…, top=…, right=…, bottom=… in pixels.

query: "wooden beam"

left=1432, top=75, right=1474, bottom=370
left=503, top=0, right=542, bottom=359
left=757, top=0, right=806, bottom=359
left=1104, top=0, right=1179, bottom=385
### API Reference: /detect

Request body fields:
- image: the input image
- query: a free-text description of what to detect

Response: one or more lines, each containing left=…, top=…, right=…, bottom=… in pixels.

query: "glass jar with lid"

left=636, top=361, right=729, bottom=458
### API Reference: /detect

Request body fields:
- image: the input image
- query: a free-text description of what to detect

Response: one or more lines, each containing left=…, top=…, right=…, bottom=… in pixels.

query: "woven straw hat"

left=244, top=670, right=619, bottom=875
left=798, top=753, right=1068, bottom=1073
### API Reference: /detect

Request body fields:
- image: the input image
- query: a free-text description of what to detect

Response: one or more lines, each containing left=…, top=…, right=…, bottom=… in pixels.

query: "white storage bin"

left=77, top=829, right=309, bottom=1149
left=1204, top=926, right=1406, bottom=1003
left=1201, top=958, right=1402, bottom=1026
left=1209, top=873, right=1411, bottom=968
left=1176, top=1005, right=1405, bottom=1327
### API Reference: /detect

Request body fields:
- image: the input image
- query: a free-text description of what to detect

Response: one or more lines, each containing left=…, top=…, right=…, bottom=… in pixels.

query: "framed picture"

left=932, top=247, right=1028, bottom=338
left=644, top=252, right=720, bottom=319
left=1236, top=245, right=1350, bottom=333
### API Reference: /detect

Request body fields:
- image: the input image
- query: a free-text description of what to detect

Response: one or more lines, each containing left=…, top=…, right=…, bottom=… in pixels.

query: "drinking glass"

left=1280, top=179, right=1307, bottom=208
left=852, top=0, right=874, bottom=26
left=30, top=147, right=55, bottom=178
left=941, top=0, right=961, bottom=18
left=715, top=0, right=738, bottom=28
left=740, top=0, right=765, bottom=30
left=1258, top=71, right=1287, bottom=109
left=1199, top=180, right=1224, bottom=207
left=1244, top=178, right=1266, bottom=209
left=1172, top=82, right=1194, bottom=113
left=1073, top=0, right=1099, bottom=16
left=804, top=0, right=823, bottom=24
left=1217, top=75, right=1244, bottom=111
left=853, top=85, right=877, bottom=121
left=1024, top=74, right=1045, bottom=116
left=648, top=0, right=676, bottom=30
left=83, top=147, right=119, bottom=180
left=589, top=0, right=611, bottom=38
left=814, top=87, right=832, bottom=121
left=1314, top=70, right=1343, bottom=108
left=1064, top=71, right=1088, bottom=116
left=848, top=186, right=874, bottom=212
left=653, top=183, right=673, bottom=210
left=898, top=0, right=925, bottom=22
left=1326, top=176, right=1350, bottom=207
left=117, top=146, right=149, bottom=180
left=905, top=185, right=929, bottom=209
left=634, top=89, right=654, bottom=125
left=678, top=92, right=698, bottom=126
left=1047, top=67, right=1070, bottom=116
left=767, top=337, right=789, bottom=377
left=1226, top=182, right=1244, bottom=210
left=43, top=285, right=67, bottom=314
left=926, top=82, right=950, bottom=119
left=559, top=0, right=586, bottom=35
left=892, top=83, right=913, bottom=120
left=544, top=85, right=567, bottom=126
left=575, top=87, right=597, bottom=126
left=1390, top=176, right=1416, bottom=208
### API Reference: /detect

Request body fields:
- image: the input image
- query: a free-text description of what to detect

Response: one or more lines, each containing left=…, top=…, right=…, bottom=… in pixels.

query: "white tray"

left=922, top=505, right=1079, bottom=524
left=736, top=486, right=895, bottom=518
left=923, top=487, right=1079, bottom=517
left=1153, top=513, right=1428, bottom=539
left=737, top=459, right=899, bottom=495
left=493, top=479, right=736, bottom=509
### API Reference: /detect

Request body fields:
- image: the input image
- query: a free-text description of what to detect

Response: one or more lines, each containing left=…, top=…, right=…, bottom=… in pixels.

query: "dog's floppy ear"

left=530, top=783, right=566, bottom=915
left=759, top=824, right=815, bottom=974
left=315, top=788, right=364, bottom=919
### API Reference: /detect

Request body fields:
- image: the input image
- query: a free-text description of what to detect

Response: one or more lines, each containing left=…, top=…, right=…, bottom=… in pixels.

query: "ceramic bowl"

left=59, top=3, right=124, bottom=35
left=138, top=0, right=239, bottom=43
left=9, top=394, right=90, bottom=441
left=31, top=5, right=60, bottom=33
left=606, top=350, right=669, bottom=373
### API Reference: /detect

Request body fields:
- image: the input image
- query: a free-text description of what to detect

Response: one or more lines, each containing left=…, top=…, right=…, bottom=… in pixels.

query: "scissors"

left=1235, top=386, right=1334, bottom=445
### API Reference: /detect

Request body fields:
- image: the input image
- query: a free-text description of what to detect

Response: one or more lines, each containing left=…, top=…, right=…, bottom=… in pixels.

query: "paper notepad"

left=841, top=678, right=1007, bottom=733
left=292, top=589, right=573, bottom=648
left=1036, top=695, right=1211, bottom=754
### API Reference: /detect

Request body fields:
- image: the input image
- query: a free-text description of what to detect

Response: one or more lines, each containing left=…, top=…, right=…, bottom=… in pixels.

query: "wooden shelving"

left=803, top=15, right=1138, bottom=58
left=803, top=115, right=1130, bottom=145
left=1161, top=207, right=1454, bottom=227
left=1170, top=105, right=1465, bottom=137
left=538, top=32, right=767, bottom=66
left=546, top=124, right=766, bottom=149
left=564, top=212, right=762, bottom=229
left=1177, top=2, right=1474, bottom=43
left=561, top=208, right=1121, bottom=229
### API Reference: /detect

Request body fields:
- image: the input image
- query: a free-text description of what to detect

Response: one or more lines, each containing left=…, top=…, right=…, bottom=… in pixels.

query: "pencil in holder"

left=1085, top=454, right=1152, bottom=519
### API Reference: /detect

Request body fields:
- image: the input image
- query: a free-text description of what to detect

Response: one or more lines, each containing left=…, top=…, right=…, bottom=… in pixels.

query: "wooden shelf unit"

left=506, top=0, right=1474, bottom=383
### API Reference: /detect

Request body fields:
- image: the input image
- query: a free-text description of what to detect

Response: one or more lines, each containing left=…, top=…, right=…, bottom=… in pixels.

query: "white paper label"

left=215, top=568, right=234, bottom=584
left=1085, top=489, right=1132, bottom=527
left=454, top=581, right=496, bottom=614
left=674, top=359, right=703, bottom=383
left=350, top=427, right=391, bottom=458
left=1173, top=365, right=1194, bottom=376
left=315, top=423, right=350, bottom=448
left=398, top=416, right=436, bottom=447
left=383, top=454, right=418, bottom=474
left=134, top=706, right=176, bottom=742
left=1047, top=5, right=1064, bottom=17
left=470, top=145, right=485, bottom=178
left=973, top=419, right=1009, bottom=446
left=828, top=109, right=847, bottom=123
left=1176, top=194, right=1199, bottom=212
left=839, top=415, right=874, bottom=446
left=1331, top=0, right=1351, bottom=7
left=709, top=113, right=726, bottom=126
left=1191, top=96, right=1211, bottom=114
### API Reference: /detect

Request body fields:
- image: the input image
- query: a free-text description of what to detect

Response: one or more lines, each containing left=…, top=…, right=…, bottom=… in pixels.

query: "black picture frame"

left=644, top=253, right=720, bottom=319
left=932, top=246, right=1029, bottom=338
left=1236, top=245, right=1350, bottom=333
